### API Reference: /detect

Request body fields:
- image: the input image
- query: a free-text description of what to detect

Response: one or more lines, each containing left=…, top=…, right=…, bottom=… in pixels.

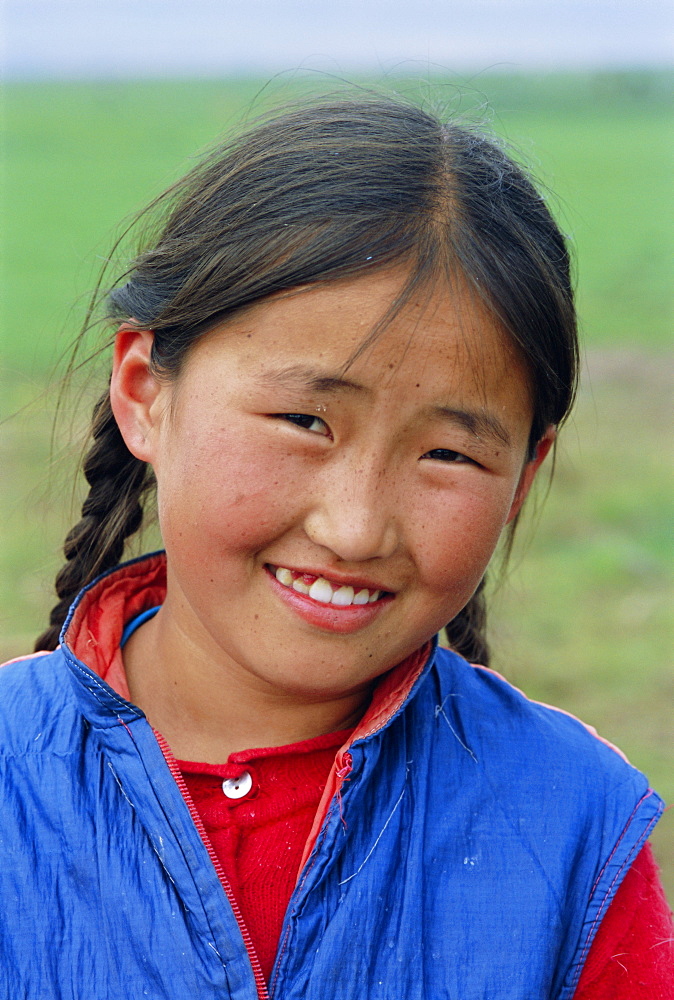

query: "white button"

left=222, top=771, right=253, bottom=799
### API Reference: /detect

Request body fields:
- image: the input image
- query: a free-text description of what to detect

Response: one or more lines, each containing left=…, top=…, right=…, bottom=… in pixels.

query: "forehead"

left=196, top=266, right=527, bottom=395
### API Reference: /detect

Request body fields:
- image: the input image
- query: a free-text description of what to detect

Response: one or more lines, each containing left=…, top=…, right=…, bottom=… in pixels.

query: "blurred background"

left=1, top=1, right=673, bottom=894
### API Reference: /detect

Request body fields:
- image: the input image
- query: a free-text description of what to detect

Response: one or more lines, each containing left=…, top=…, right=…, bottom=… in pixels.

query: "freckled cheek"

left=157, top=428, right=307, bottom=554
left=413, top=491, right=513, bottom=595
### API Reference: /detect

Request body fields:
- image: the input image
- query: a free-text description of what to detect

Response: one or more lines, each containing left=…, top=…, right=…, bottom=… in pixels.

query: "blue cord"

left=120, top=605, right=161, bottom=648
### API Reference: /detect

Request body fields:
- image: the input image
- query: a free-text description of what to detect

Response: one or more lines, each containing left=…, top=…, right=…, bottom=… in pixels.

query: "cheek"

left=155, top=421, right=305, bottom=555
left=413, top=485, right=515, bottom=597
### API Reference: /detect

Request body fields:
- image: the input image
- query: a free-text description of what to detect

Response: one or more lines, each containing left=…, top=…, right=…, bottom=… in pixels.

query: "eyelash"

left=276, top=413, right=330, bottom=435
left=421, top=448, right=474, bottom=465
left=275, top=416, right=477, bottom=465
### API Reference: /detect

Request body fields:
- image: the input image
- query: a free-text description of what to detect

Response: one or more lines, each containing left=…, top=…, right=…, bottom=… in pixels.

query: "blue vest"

left=0, top=565, right=663, bottom=999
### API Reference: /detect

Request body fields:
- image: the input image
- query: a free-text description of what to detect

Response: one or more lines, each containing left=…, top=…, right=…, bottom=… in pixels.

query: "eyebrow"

left=256, top=365, right=512, bottom=446
left=429, top=406, right=512, bottom=447
left=256, top=364, right=367, bottom=395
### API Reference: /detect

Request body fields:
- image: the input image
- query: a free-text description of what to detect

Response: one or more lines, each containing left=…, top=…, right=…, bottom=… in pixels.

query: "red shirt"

left=178, top=728, right=352, bottom=979
left=179, top=738, right=674, bottom=994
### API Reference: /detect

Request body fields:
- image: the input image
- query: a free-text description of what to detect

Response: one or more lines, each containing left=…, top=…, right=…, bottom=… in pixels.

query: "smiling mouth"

left=268, top=565, right=389, bottom=607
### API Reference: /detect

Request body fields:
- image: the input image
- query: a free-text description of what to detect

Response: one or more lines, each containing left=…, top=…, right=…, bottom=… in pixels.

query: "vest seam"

left=66, top=653, right=144, bottom=716
left=564, top=790, right=663, bottom=995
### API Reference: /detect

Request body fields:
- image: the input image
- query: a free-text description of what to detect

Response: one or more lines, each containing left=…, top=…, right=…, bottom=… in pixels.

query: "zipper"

left=154, top=643, right=431, bottom=998
left=154, top=730, right=270, bottom=1000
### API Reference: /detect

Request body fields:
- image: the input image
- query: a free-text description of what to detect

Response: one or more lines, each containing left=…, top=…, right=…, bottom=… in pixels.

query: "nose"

left=303, top=454, right=401, bottom=563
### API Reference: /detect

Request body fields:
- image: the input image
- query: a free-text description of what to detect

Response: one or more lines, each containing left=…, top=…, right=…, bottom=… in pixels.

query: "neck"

left=122, top=606, right=370, bottom=763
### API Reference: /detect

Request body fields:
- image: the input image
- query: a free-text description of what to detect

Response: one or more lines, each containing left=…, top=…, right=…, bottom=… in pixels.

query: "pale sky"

left=3, top=0, right=673, bottom=78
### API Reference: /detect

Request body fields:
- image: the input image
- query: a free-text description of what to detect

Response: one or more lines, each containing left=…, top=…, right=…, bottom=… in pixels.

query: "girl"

left=1, top=97, right=671, bottom=999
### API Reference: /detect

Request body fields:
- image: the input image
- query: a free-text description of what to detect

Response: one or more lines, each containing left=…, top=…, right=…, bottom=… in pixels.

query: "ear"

left=109, top=326, right=165, bottom=463
left=505, top=426, right=556, bottom=524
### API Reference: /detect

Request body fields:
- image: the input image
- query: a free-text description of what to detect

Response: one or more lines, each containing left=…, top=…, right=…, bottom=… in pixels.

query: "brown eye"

left=421, top=448, right=472, bottom=464
left=277, top=413, right=329, bottom=435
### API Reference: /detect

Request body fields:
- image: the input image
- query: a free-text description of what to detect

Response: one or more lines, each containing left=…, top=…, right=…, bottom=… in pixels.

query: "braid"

left=35, top=393, right=152, bottom=651
left=444, top=577, right=490, bottom=666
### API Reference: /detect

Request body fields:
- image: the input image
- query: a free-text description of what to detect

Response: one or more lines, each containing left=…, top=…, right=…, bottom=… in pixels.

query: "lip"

left=265, top=566, right=394, bottom=634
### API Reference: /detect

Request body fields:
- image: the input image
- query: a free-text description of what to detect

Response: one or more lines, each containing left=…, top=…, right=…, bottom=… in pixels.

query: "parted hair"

left=36, top=95, right=578, bottom=661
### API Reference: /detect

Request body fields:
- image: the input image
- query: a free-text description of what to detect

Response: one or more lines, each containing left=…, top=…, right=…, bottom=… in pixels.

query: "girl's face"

left=115, top=268, right=552, bottom=702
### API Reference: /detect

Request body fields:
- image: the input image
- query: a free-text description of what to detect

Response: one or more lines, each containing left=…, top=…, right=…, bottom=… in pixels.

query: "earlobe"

left=109, top=327, right=164, bottom=463
left=506, top=426, right=556, bottom=524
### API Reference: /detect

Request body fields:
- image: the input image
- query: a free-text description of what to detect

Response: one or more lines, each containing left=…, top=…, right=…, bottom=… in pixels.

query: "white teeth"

left=308, top=578, right=334, bottom=604
left=273, top=566, right=385, bottom=606
left=331, top=585, right=355, bottom=606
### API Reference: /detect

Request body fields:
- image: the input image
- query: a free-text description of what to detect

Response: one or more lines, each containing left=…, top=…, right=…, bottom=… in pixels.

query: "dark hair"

left=36, top=96, right=578, bottom=660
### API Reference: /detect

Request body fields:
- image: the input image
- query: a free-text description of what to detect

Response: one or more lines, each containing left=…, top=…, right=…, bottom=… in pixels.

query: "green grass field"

left=1, top=71, right=673, bottom=896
